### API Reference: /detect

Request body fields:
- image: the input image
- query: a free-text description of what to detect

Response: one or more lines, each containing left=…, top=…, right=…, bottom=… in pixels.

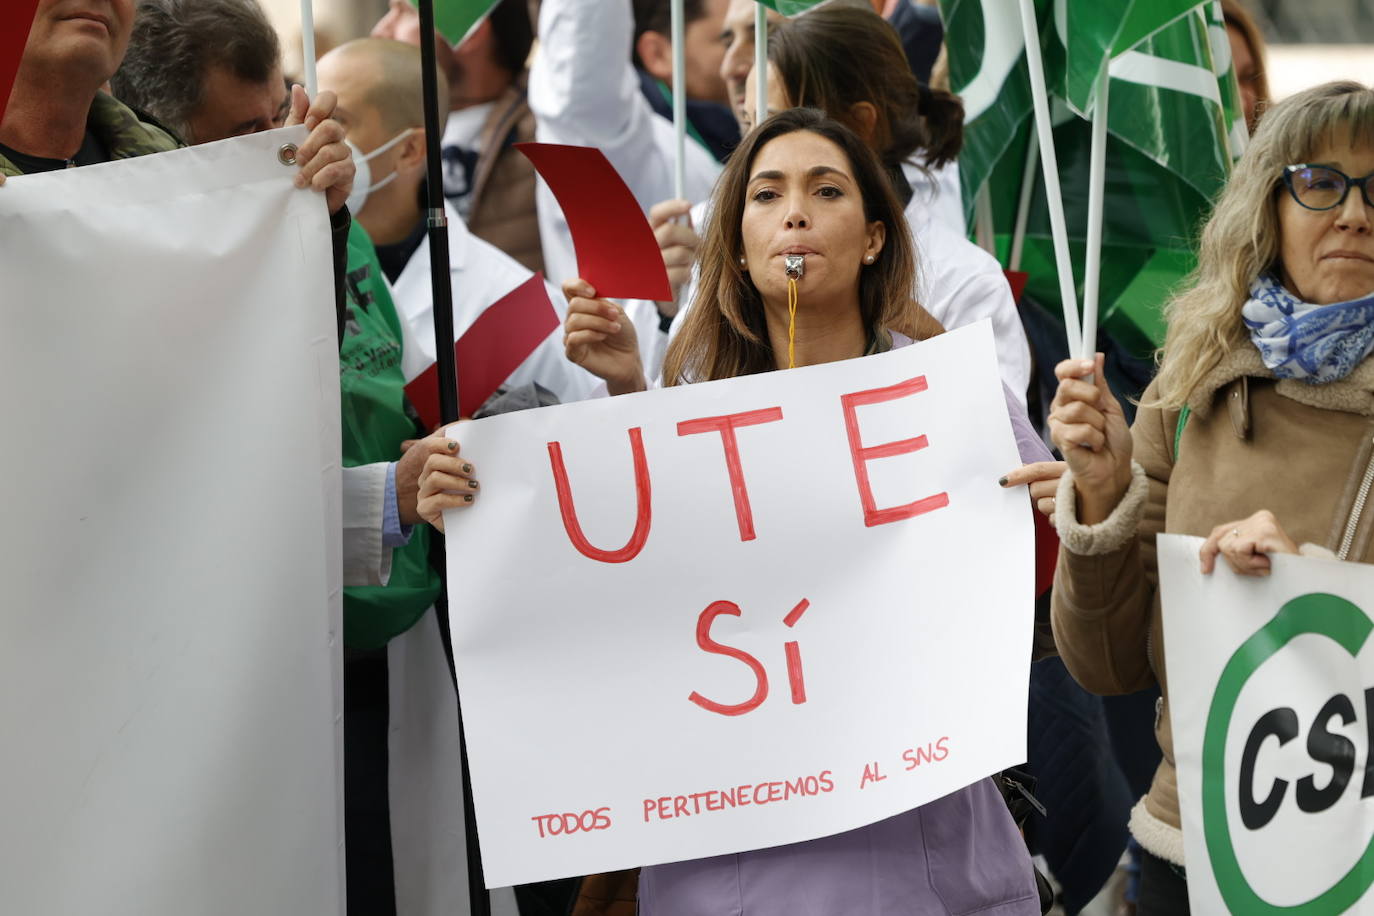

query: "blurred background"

left=261, top=0, right=1373, bottom=100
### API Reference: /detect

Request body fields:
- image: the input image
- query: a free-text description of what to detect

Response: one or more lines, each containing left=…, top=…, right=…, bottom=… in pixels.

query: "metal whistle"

left=784, top=254, right=806, bottom=280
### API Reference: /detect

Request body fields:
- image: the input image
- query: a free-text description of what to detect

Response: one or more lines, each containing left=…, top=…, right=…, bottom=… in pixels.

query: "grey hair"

left=1149, top=80, right=1374, bottom=408
left=112, top=0, right=281, bottom=144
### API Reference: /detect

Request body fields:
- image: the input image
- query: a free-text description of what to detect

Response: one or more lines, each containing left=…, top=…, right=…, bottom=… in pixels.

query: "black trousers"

left=345, top=648, right=397, bottom=916
left=1136, top=849, right=1190, bottom=916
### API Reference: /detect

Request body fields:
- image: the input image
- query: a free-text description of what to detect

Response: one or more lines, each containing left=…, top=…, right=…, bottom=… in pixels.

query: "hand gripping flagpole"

left=418, top=2, right=491, bottom=914
left=1015, top=0, right=1082, bottom=358
left=1080, top=67, right=1110, bottom=361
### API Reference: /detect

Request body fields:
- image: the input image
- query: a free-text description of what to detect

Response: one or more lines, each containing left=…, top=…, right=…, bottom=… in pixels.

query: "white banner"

left=1160, top=534, right=1374, bottom=914
left=443, top=322, right=1034, bottom=887
left=0, top=129, right=343, bottom=915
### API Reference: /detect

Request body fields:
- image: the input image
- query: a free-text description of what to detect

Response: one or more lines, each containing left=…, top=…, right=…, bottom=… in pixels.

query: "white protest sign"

left=443, top=322, right=1034, bottom=887
left=1160, top=534, right=1374, bottom=915
left=0, top=129, right=343, bottom=915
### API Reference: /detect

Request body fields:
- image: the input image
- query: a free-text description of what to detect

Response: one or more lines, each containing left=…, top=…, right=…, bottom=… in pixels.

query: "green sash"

left=340, top=222, right=441, bottom=649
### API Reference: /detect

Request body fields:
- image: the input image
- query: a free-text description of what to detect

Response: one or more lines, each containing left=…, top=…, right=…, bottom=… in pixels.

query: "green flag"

left=940, top=0, right=1243, bottom=354
left=411, top=0, right=500, bottom=46
left=1060, top=0, right=1202, bottom=114
left=755, top=0, right=829, bottom=16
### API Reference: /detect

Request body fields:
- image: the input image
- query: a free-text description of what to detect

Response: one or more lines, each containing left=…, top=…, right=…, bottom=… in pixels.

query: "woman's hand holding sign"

left=1048, top=354, right=1134, bottom=525
left=999, top=461, right=1067, bottom=518
left=1198, top=509, right=1299, bottom=577
left=562, top=279, right=648, bottom=396
left=415, top=433, right=480, bottom=533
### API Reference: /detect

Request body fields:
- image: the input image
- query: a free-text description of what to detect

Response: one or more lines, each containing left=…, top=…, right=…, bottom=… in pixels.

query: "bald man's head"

left=318, top=37, right=448, bottom=137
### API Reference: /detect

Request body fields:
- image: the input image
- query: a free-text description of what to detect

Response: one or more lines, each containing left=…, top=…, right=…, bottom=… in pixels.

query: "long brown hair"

left=768, top=4, right=963, bottom=170
left=1222, top=0, right=1270, bottom=127
left=663, top=108, right=934, bottom=386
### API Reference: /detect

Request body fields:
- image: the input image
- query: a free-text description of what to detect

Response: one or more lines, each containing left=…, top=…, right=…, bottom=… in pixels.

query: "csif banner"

left=1161, top=535, right=1374, bottom=914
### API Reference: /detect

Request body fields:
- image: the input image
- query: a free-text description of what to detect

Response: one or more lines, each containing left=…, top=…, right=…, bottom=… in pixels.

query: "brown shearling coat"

left=1050, top=342, right=1374, bottom=864
left=466, top=83, right=544, bottom=275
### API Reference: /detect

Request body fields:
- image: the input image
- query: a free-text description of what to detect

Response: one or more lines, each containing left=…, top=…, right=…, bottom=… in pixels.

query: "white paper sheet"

left=0, top=128, right=343, bottom=915
left=442, top=321, right=1035, bottom=887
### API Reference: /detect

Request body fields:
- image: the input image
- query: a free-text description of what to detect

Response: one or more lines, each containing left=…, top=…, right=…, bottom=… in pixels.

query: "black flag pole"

left=417, top=1, right=492, bottom=913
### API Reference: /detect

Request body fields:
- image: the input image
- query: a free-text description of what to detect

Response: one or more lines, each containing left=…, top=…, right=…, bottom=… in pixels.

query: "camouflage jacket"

left=0, top=91, right=180, bottom=176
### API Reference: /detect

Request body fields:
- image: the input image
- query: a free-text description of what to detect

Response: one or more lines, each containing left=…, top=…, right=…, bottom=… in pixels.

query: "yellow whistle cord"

left=787, top=276, right=799, bottom=369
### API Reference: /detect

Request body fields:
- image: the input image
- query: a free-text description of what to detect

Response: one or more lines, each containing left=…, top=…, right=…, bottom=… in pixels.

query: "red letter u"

left=547, top=427, right=652, bottom=563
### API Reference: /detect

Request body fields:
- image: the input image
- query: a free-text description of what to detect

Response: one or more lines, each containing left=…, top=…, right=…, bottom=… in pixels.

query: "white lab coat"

left=905, top=158, right=967, bottom=238
left=907, top=214, right=1031, bottom=406
left=339, top=497, right=522, bottom=916
left=342, top=205, right=588, bottom=916
left=529, top=0, right=722, bottom=351
left=342, top=463, right=395, bottom=588
left=392, top=199, right=599, bottom=406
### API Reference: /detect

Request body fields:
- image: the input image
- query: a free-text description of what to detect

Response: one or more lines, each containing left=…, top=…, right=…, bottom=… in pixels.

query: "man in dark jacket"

left=630, top=0, right=740, bottom=163
left=0, top=0, right=353, bottom=349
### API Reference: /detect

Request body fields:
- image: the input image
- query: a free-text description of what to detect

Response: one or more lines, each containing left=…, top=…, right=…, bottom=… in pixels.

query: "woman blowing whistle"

left=414, top=109, right=1049, bottom=915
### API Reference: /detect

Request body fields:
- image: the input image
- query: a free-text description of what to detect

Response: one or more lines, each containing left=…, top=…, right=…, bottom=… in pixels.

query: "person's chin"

left=1323, top=265, right=1374, bottom=300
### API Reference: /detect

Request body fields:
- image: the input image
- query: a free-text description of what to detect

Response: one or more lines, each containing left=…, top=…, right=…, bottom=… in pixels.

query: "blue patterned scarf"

left=1241, top=275, right=1374, bottom=384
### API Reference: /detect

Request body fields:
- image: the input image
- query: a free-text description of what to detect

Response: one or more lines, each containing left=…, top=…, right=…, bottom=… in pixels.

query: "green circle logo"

left=1202, top=593, right=1374, bottom=913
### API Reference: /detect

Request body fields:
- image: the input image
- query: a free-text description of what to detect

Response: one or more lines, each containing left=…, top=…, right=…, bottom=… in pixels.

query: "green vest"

left=340, top=223, right=442, bottom=649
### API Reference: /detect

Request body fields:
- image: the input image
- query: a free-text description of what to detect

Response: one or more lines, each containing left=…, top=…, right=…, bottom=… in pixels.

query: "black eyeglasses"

left=1282, top=164, right=1374, bottom=211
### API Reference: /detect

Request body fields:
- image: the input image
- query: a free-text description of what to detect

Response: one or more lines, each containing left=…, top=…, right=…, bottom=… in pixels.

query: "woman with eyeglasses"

left=1048, top=81, right=1374, bottom=913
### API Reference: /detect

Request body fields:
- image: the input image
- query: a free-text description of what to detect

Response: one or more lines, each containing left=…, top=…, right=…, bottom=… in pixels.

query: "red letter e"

left=840, top=376, right=949, bottom=527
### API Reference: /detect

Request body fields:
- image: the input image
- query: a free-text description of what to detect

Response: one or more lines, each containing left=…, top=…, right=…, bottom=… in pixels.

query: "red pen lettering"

left=859, top=760, right=887, bottom=789
left=547, top=427, right=652, bottom=563
left=677, top=407, right=785, bottom=541
left=783, top=598, right=809, bottom=705
left=840, top=376, right=949, bottom=527
left=532, top=807, right=614, bottom=837
left=688, top=601, right=769, bottom=716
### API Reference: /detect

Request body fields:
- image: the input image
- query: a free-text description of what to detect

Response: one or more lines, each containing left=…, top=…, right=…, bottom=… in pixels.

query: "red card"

left=517, top=142, right=673, bottom=302
left=1004, top=270, right=1029, bottom=305
left=405, top=272, right=561, bottom=428
left=1032, top=504, right=1060, bottom=597
left=1, top=1, right=41, bottom=126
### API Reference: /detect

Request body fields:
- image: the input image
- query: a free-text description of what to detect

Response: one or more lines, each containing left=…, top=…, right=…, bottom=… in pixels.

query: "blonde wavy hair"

left=1150, top=81, right=1374, bottom=408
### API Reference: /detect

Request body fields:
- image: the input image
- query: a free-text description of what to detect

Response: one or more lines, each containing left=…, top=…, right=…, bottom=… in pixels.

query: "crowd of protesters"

left=3, top=0, right=1372, bottom=914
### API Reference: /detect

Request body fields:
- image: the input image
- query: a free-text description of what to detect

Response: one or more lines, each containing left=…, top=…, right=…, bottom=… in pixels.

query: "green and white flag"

left=940, top=0, right=1244, bottom=353
left=1060, top=0, right=1201, bottom=114
left=755, top=0, right=828, bottom=15
left=411, top=0, right=501, bottom=46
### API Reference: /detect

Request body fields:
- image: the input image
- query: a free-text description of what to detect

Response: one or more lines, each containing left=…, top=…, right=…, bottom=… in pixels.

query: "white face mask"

left=344, top=128, right=415, bottom=215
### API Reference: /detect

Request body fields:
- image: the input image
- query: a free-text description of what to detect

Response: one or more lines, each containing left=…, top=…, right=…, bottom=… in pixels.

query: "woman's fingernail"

left=464, top=494, right=474, bottom=503
left=468, top=479, right=479, bottom=489
left=462, top=463, right=472, bottom=474
left=610, top=322, right=621, bottom=332
left=997, top=476, right=1009, bottom=487
left=447, top=441, right=458, bottom=451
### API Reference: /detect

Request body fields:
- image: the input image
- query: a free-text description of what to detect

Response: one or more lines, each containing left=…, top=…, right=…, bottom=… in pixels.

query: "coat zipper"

left=1338, top=437, right=1374, bottom=560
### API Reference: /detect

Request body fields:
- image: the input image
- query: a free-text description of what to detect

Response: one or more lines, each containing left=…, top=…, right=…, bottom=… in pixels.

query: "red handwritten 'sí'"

left=689, top=598, right=812, bottom=717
